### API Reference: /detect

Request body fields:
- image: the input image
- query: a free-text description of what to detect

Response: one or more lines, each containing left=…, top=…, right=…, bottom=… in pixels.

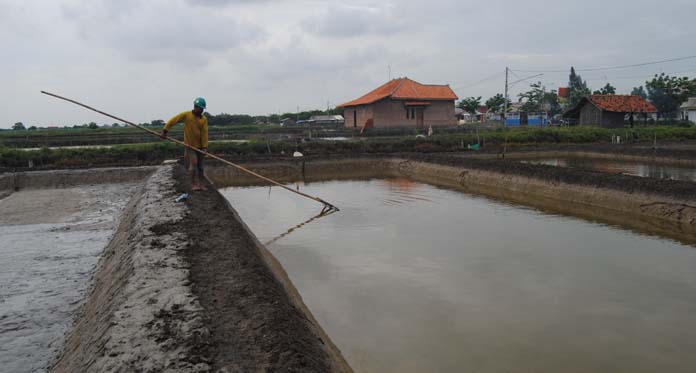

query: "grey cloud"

left=187, top=0, right=276, bottom=6
left=300, top=3, right=406, bottom=38
left=62, top=0, right=266, bottom=65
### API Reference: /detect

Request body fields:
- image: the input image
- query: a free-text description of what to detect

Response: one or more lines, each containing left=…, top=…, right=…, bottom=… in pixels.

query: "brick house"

left=564, top=95, right=657, bottom=127
left=337, top=77, right=458, bottom=129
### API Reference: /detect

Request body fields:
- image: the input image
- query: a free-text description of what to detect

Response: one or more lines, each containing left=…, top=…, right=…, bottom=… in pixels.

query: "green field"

left=2, top=125, right=696, bottom=170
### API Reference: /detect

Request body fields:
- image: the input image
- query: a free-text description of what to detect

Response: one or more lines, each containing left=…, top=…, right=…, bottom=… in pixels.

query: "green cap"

left=194, top=97, right=207, bottom=110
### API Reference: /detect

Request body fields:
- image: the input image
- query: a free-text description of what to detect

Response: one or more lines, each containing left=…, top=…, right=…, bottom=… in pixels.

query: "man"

left=161, top=97, right=209, bottom=191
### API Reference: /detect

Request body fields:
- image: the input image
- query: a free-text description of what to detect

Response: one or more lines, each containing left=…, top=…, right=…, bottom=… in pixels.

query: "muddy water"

left=0, top=184, right=137, bottom=372
left=526, top=157, right=696, bottom=181
left=221, top=179, right=696, bottom=373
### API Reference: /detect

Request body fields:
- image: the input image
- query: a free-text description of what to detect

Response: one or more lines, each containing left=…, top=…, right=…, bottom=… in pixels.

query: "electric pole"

left=503, top=67, right=509, bottom=125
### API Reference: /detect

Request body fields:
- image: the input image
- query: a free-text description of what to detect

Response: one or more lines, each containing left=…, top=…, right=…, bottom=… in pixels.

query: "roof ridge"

left=389, top=78, right=407, bottom=97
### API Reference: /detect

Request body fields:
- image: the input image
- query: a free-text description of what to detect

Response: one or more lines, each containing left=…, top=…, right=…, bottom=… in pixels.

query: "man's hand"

left=160, top=130, right=168, bottom=139
left=201, top=147, right=208, bottom=156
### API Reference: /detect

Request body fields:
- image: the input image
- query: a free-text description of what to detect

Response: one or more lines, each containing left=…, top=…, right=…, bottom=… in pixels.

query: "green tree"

left=518, top=82, right=544, bottom=112
left=645, top=73, right=696, bottom=118
left=568, top=67, right=591, bottom=107
left=631, top=86, right=647, bottom=99
left=88, top=122, right=98, bottom=129
left=518, top=82, right=561, bottom=115
left=13, top=122, right=25, bottom=130
left=457, top=96, right=482, bottom=114
left=28, top=126, right=37, bottom=130
left=593, top=83, right=616, bottom=95
left=150, top=119, right=165, bottom=127
left=485, top=94, right=510, bottom=113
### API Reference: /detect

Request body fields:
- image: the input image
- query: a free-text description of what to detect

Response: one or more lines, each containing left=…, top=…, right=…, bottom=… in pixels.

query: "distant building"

left=564, top=95, right=656, bottom=127
left=680, top=98, right=696, bottom=122
left=456, top=106, right=489, bottom=124
left=280, top=118, right=296, bottom=126
left=337, top=77, right=458, bottom=129
left=308, top=115, right=344, bottom=125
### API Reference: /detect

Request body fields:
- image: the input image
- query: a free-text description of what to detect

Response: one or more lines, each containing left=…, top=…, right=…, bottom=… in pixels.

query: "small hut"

left=564, top=95, right=656, bottom=127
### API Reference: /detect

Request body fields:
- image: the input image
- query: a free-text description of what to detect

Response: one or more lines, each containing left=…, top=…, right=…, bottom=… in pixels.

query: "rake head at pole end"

left=320, top=200, right=340, bottom=214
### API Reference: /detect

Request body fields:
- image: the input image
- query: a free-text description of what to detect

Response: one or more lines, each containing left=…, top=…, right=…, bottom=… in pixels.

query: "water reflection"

left=527, top=158, right=696, bottom=181
left=220, top=179, right=696, bottom=373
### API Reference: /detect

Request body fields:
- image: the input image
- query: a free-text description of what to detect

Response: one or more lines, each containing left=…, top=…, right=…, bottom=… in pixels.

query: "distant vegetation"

left=4, top=126, right=696, bottom=170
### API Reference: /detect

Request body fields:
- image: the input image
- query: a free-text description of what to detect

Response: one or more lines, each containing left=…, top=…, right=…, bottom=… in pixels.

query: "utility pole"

left=503, top=67, right=509, bottom=126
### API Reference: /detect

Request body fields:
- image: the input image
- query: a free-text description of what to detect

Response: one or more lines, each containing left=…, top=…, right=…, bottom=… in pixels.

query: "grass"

left=2, top=125, right=696, bottom=170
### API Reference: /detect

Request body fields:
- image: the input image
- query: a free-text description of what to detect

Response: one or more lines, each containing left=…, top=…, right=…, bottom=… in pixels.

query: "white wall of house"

left=682, top=109, right=696, bottom=122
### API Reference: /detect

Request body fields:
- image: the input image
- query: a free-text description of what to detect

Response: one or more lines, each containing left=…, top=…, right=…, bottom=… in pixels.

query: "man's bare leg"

left=190, top=154, right=204, bottom=191
left=191, top=169, right=202, bottom=190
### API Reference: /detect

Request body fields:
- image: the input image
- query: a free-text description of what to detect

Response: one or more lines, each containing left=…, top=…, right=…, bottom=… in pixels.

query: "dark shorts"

left=184, top=148, right=204, bottom=173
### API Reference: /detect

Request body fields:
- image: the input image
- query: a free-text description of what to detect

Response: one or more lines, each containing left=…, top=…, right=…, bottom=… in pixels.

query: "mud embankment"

left=51, top=164, right=350, bottom=372
left=206, top=155, right=696, bottom=245
left=0, top=166, right=157, bottom=194
left=173, top=166, right=351, bottom=372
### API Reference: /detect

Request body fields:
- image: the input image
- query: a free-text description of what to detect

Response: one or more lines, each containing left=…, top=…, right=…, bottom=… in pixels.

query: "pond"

left=0, top=184, right=137, bottom=372
left=221, top=178, right=696, bottom=372
left=524, top=158, right=696, bottom=181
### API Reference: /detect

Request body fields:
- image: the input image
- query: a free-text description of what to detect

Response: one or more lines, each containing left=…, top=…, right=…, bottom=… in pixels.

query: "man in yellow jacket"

left=161, top=97, right=209, bottom=191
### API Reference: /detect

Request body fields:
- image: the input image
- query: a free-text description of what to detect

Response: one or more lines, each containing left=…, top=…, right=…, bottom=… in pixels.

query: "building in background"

left=337, top=77, right=458, bottom=130
left=308, top=115, right=345, bottom=126
left=563, top=95, right=656, bottom=127
left=680, top=98, right=696, bottom=122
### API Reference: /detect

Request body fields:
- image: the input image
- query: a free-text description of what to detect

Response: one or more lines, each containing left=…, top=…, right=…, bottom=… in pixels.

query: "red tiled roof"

left=337, top=78, right=458, bottom=108
left=588, top=95, right=657, bottom=113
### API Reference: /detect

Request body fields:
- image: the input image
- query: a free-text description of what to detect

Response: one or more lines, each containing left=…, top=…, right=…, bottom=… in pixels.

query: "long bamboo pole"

left=41, top=91, right=339, bottom=212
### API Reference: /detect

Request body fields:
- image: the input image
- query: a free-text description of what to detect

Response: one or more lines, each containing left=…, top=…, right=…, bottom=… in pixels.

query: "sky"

left=3, top=0, right=696, bottom=128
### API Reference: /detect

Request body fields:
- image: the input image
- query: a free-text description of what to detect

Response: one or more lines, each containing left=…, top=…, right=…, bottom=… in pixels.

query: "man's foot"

left=199, top=184, right=208, bottom=191
left=192, top=184, right=203, bottom=191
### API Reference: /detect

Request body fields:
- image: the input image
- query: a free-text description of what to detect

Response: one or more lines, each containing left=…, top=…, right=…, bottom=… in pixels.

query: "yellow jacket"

left=164, top=111, right=208, bottom=148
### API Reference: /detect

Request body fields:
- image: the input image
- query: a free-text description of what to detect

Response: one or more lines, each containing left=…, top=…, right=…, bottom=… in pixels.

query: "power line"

left=453, top=71, right=505, bottom=90
left=509, top=73, right=544, bottom=87
left=511, top=55, right=696, bottom=73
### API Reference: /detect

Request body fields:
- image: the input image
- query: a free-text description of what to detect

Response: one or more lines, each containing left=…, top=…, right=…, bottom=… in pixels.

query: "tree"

left=518, top=82, right=561, bottom=115
left=645, top=73, right=696, bottom=118
left=13, top=122, right=25, bottom=130
left=457, top=96, right=481, bottom=114
left=28, top=126, right=37, bottom=130
left=593, top=83, right=616, bottom=95
left=631, top=86, right=647, bottom=99
left=88, top=122, right=98, bottom=129
left=485, top=94, right=511, bottom=114
left=150, top=119, right=165, bottom=127
left=568, top=67, right=591, bottom=107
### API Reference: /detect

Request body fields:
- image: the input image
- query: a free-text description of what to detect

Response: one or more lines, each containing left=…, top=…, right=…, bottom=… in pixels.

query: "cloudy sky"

left=3, top=0, right=696, bottom=128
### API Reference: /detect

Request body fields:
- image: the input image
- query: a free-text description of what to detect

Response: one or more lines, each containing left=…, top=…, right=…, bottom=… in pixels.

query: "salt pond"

left=525, top=157, right=696, bottom=181
left=222, top=178, right=696, bottom=372
left=0, top=184, right=137, bottom=372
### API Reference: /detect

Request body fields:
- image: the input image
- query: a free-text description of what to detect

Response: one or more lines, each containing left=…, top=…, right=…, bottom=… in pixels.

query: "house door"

left=416, top=108, right=424, bottom=128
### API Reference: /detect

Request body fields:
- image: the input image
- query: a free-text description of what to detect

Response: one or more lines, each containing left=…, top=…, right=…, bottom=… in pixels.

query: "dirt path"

left=173, top=166, right=351, bottom=372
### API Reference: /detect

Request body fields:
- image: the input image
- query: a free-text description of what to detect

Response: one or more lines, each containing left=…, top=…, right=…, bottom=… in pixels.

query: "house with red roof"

left=337, top=77, right=458, bottom=129
left=564, top=95, right=657, bottom=127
